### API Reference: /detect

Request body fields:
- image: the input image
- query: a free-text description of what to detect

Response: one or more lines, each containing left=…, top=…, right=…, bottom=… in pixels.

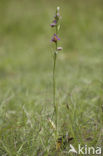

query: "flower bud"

left=57, top=6, right=60, bottom=11
left=57, top=47, right=63, bottom=51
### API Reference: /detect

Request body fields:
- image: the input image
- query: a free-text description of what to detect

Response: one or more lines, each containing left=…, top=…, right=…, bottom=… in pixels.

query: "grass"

left=0, top=0, right=103, bottom=155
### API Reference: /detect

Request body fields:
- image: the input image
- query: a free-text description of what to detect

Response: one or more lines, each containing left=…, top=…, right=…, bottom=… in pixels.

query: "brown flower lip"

left=51, top=34, right=60, bottom=42
left=50, top=20, right=57, bottom=27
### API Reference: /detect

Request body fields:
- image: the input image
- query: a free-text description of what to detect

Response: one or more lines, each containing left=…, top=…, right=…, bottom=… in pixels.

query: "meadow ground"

left=0, top=0, right=103, bottom=155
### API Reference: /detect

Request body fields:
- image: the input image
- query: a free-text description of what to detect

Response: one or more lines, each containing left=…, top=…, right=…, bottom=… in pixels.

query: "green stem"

left=53, top=19, right=58, bottom=137
left=53, top=51, right=57, bottom=128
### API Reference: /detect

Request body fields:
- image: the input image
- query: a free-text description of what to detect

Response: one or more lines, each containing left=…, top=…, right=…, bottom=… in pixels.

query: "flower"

left=53, top=20, right=57, bottom=24
left=50, top=23, right=56, bottom=27
left=57, top=13, right=60, bottom=17
left=57, top=47, right=63, bottom=51
left=54, top=13, right=60, bottom=21
left=51, top=34, right=60, bottom=42
left=50, top=20, right=57, bottom=27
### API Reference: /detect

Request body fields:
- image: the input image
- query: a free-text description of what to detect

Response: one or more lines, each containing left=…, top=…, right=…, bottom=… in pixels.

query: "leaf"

left=58, top=25, right=60, bottom=31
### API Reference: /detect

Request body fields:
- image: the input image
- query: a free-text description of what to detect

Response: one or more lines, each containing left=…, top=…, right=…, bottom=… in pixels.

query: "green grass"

left=0, top=0, right=103, bottom=155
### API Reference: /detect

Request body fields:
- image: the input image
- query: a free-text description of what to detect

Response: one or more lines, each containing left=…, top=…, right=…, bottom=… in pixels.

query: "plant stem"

left=53, top=51, right=58, bottom=138
left=53, top=19, right=58, bottom=137
left=53, top=51, right=57, bottom=127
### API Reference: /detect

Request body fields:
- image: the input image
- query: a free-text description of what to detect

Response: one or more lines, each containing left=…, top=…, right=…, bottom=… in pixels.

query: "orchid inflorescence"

left=50, top=6, right=63, bottom=52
